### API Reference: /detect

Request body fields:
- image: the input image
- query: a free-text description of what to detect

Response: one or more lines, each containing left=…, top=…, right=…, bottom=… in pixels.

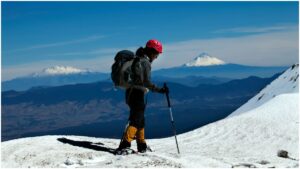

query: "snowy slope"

left=1, top=65, right=299, bottom=168
left=228, top=64, right=299, bottom=118
left=184, top=53, right=226, bottom=67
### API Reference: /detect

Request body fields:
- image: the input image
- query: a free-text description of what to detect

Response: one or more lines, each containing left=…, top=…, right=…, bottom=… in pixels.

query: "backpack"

left=111, top=50, right=136, bottom=89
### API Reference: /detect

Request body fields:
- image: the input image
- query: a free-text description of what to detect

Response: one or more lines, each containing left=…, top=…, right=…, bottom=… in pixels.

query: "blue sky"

left=1, top=1, right=299, bottom=80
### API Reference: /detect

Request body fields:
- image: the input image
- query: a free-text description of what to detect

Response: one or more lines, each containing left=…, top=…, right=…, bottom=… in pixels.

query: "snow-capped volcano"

left=184, top=53, right=226, bottom=67
left=29, top=66, right=91, bottom=77
left=2, top=66, right=109, bottom=91
left=34, top=66, right=89, bottom=76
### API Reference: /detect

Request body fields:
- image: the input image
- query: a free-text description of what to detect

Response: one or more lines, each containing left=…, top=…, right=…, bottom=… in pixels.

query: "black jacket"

left=131, top=47, right=160, bottom=92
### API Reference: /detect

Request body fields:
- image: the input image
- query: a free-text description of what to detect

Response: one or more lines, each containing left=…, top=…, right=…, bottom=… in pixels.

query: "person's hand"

left=158, top=86, right=169, bottom=94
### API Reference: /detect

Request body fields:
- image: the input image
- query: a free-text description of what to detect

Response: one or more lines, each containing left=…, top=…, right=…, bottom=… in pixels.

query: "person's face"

left=149, top=53, right=159, bottom=63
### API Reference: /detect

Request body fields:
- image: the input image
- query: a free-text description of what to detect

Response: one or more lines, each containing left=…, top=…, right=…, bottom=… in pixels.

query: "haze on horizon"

left=1, top=1, right=299, bottom=81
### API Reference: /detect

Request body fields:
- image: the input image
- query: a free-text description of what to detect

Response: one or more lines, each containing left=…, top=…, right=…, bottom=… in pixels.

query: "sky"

left=1, top=1, right=299, bottom=81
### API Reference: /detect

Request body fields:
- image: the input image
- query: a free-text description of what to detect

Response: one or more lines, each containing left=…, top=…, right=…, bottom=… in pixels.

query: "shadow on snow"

left=57, top=137, right=116, bottom=155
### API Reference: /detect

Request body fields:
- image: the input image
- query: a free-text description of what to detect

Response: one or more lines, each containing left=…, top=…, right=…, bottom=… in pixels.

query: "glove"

left=158, top=86, right=169, bottom=94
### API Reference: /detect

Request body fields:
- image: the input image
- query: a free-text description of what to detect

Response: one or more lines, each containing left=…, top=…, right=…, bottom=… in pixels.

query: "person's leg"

left=128, top=89, right=146, bottom=129
left=136, top=127, right=148, bottom=152
left=117, top=125, right=137, bottom=150
left=136, top=128, right=146, bottom=143
left=119, top=88, right=146, bottom=151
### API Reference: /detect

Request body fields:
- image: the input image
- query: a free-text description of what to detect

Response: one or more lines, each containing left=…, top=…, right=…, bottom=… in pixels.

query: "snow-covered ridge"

left=32, top=66, right=90, bottom=76
left=184, top=53, right=226, bottom=67
left=228, top=63, right=299, bottom=118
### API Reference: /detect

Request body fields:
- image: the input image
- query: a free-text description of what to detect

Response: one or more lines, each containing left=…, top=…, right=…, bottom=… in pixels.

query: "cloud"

left=43, top=48, right=120, bottom=57
left=213, top=24, right=298, bottom=34
left=2, top=28, right=298, bottom=81
left=7, top=35, right=107, bottom=53
left=155, top=29, right=298, bottom=69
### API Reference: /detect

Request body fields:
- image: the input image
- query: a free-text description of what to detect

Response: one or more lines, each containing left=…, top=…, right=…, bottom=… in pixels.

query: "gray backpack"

left=111, top=50, right=136, bottom=89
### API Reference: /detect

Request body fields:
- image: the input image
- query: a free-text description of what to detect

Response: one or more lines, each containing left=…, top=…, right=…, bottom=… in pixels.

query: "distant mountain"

left=2, top=66, right=110, bottom=91
left=183, top=52, right=226, bottom=67
left=154, top=63, right=287, bottom=79
left=152, top=75, right=232, bottom=87
left=153, top=53, right=288, bottom=78
left=32, top=66, right=90, bottom=76
left=2, top=54, right=288, bottom=91
left=1, top=73, right=280, bottom=141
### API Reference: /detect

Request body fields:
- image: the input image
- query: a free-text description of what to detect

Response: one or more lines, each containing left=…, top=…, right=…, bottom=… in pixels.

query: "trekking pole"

left=164, top=83, right=180, bottom=154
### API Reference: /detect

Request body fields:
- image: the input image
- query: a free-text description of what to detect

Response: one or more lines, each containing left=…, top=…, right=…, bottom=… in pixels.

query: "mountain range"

left=1, top=64, right=298, bottom=168
left=153, top=53, right=287, bottom=78
left=2, top=53, right=288, bottom=91
left=1, top=53, right=290, bottom=141
left=2, top=66, right=109, bottom=91
left=2, top=72, right=281, bottom=141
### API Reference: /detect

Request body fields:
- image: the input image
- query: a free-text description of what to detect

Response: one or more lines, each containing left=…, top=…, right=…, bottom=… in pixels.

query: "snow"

left=1, top=65, right=299, bottom=168
left=228, top=64, right=299, bottom=118
left=184, top=53, right=226, bottom=67
left=32, top=66, right=89, bottom=76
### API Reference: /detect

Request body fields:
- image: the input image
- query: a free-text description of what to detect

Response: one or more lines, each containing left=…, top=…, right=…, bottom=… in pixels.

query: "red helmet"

left=146, top=39, right=163, bottom=53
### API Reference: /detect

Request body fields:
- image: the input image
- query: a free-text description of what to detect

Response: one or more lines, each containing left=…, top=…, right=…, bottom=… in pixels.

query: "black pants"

left=126, top=88, right=145, bottom=128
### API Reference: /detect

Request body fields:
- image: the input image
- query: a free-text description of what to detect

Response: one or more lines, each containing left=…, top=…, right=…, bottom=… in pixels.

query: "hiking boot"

left=137, top=142, right=152, bottom=153
left=117, top=139, right=131, bottom=150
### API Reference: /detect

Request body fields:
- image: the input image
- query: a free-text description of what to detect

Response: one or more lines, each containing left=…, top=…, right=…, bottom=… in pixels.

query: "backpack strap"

left=130, top=57, right=142, bottom=84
